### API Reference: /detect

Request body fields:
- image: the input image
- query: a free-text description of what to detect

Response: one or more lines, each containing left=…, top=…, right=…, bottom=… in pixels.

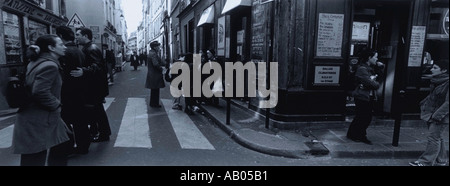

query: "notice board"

left=408, top=26, right=426, bottom=67
left=316, top=13, right=344, bottom=58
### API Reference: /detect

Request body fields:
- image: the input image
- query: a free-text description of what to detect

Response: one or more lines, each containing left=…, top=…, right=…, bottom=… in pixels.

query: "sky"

left=122, top=0, right=143, bottom=36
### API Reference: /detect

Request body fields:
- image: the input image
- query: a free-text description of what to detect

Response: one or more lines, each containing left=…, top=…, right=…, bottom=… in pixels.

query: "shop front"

left=245, top=0, right=443, bottom=128
left=173, top=0, right=445, bottom=127
left=0, top=0, right=67, bottom=111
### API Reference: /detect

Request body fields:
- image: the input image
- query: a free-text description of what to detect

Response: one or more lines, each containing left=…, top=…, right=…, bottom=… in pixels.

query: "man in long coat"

left=145, top=41, right=166, bottom=108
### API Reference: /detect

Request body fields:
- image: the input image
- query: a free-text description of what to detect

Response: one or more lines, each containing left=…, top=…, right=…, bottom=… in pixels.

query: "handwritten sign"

left=408, top=26, right=426, bottom=67
left=314, top=66, right=341, bottom=85
left=251, top=0, right=266, bottom=61
left=316, top=13, right=344, bottom=57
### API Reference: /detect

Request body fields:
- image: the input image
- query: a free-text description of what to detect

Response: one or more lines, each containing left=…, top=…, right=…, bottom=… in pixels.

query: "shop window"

left=2, top=11, right=22, bottom=65
left=422, top=6, right=449, bottom=88
left=28, top=20, right=48, bottom=45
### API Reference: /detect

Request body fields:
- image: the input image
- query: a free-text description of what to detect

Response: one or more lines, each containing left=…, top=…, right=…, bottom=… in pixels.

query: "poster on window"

left=2, top=11, right=22, bottom=64
left=28, top=20, right=48, bottom=45
left=217, top=16, right=226, bottom=56
left=316, top=13, right=344, bottom=58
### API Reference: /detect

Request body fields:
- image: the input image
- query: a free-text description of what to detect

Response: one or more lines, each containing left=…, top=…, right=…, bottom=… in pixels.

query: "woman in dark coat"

left=12, top=35, right=71, bottom=166
left=145, top=41, right=166, bottom=108
left=346, top=48, right=385, bottom=145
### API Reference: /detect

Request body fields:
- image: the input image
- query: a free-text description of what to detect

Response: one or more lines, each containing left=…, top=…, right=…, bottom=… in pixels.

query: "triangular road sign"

left=67, top=13, right=86, bottom=28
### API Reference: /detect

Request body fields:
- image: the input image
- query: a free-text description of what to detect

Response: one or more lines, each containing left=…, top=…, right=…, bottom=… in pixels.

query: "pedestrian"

left=171, top=54, right=185, bottom=110
left=410, top=59, right=449, bottom=166
left=183, top=53, right=195, bottom=115
left=116, top=51, right=123, bottom=71
left=75, top=28, right=111, bottom=143
left=143, top=51, right=148, bottom=66
left=346, top=48, right=385, bottom=145
left=107, top=49, right=116, bottom=85
left=130, top=52, right=139, bottom=71
left=145, top=41, right=166, bottom=108
left=140, top=51, right=145, bottom=66
left=56, top=26, right=92, bottom=155
left=206, top=49, right=221, bottom=106
left=11, top=35, right=72, bottom=166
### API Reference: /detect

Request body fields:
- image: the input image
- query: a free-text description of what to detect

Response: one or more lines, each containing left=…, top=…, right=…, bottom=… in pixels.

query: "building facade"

left=155, top=0, right=448, bottom=127
left=0, top=0, right=68, bottom=111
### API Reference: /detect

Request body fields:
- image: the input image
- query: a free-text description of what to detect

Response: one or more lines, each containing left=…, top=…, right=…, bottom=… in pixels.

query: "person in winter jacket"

left=410, top=59, right=449, bottom=166
left=347, top=48, right=385, bottom=145
left=12, top=35, right=72, bottom=166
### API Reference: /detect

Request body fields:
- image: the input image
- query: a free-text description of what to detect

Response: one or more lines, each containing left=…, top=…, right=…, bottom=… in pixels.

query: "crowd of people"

left=11, top=26, right=112, bottom=166
left=10, top=25, right=224, bottom=166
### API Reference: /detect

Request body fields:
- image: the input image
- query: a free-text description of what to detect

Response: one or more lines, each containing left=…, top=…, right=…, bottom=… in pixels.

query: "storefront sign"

left=314, top=66, right=340, bottom=85
left=237, top=30, right=245, bottom=44
left=316, top=13, right=344, bottom=58
left=408, top=26, right=426, bottom=67
left=3, top=0, right=66, bottom=26
left=352, top=22, right=370, bottom=41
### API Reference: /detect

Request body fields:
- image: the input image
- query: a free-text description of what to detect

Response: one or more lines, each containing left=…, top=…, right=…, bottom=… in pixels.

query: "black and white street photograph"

left=0, top=0, right=448, bottom=178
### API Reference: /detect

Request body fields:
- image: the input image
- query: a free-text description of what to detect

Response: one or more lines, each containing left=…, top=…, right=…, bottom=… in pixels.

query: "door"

left=351, top=0, right=412, bottom=114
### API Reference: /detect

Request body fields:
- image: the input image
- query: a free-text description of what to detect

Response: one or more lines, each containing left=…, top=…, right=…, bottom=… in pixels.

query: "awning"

left=221, top=0, right=252, bottom=15
left=197, top=5, right=215, bottom=27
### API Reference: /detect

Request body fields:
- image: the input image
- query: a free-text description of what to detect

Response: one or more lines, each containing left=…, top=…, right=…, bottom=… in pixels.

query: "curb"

left=199, top=104, right=330, bottom=159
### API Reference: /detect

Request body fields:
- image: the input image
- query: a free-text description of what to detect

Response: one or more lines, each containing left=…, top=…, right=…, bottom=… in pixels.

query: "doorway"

left=348, top=0, right=412, bottom=116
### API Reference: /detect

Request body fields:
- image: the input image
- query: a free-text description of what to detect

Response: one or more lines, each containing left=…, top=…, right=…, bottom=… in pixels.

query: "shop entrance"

left=347, top=0, right=412, bottom=116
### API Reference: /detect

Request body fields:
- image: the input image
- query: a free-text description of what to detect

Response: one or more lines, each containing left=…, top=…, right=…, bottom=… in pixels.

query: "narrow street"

left=0, top=65, right=417, bottom=167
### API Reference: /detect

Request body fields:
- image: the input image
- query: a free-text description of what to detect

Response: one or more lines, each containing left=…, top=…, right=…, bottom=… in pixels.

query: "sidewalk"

left=199, top=99, right=449, bottom=159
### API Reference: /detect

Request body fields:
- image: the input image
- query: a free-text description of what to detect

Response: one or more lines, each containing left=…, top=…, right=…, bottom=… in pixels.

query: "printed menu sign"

left=408, top=26, right=426, bottom=67
left=314, top=66, right=341, bottom=85
left=316, top=13, right=344, bottom=57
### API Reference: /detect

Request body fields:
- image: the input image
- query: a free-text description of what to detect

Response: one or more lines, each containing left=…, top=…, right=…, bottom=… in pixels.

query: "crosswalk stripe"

left=104, top=97, right=115, bottom=110
left=162, top=99, right=215, bottom=150
left=0, top=115, right=14, bottom=123
left=0, top=125, right=13, bottom=148
left=114, top=98, right=152, bottom=149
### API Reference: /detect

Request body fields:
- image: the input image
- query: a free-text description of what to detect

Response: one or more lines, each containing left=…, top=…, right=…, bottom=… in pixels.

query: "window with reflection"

left=422, top=4, right=449, bottom=89
left=2, top=11, right=22, bottom=65
left=28, top=20, right=48, bottom=45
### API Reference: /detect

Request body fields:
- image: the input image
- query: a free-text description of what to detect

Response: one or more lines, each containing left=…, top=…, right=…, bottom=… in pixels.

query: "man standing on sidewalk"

left=74, top=28, right=111, bottom=144
left=410, top=59, right=449, bottom=166
left=56, top=26, right=90, bottom=154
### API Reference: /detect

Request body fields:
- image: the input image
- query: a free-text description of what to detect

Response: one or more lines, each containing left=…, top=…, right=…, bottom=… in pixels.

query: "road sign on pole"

left=67, top=13, right=86, bottom=28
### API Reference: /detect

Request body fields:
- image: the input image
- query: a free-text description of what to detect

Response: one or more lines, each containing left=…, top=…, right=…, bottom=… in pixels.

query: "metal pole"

left=392, top=90, right=405, bottom=147
left=265, top=1, right=275, bottom=129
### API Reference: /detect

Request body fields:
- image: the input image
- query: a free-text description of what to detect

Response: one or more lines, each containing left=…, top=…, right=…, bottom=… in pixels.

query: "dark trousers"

left=20, top=140, right=72, bottom=166
left=62, top=110, right=90, bottom=151
left=150, top=89, right=160, bottom=106
left=88, top=103, right=111, bottom=138
left=73, top=122, right=91, bottom=150
left=347, top=98, right=374, bottom=139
